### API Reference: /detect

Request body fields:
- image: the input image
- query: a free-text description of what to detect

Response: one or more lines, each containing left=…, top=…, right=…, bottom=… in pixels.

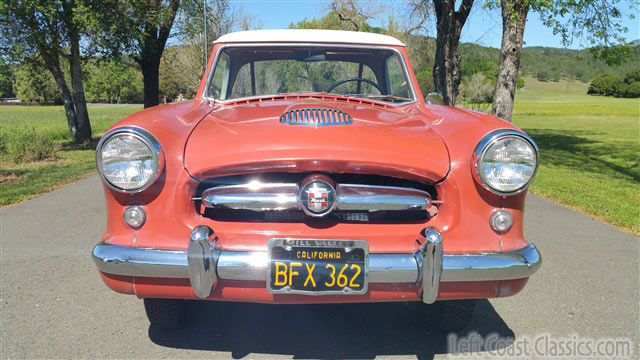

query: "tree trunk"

left=141, top=57, right=161, bottom=108
left=432, top=0, right=474, bottom=106
left=69, top=32, right=92, bottom=142
left=136, top=0, right=179, bottom=109
left=45, top=57, right=80, bottom=141
left=491, top=0, right=529, bottom=121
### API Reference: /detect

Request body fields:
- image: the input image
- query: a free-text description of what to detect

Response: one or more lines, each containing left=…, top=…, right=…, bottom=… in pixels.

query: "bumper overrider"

left=92, top=226, right=541, bottom=303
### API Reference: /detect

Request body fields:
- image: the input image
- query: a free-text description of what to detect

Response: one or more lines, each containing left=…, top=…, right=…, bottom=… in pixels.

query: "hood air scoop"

left=280, top=108, right=353, bottom=127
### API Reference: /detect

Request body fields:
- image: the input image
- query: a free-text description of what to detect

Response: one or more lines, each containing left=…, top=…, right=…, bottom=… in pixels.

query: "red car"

left=92, top=29, right=541, bottom=330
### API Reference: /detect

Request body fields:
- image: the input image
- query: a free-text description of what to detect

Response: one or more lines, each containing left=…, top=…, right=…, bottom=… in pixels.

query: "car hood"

left=184, top=98, right=450, bottom=183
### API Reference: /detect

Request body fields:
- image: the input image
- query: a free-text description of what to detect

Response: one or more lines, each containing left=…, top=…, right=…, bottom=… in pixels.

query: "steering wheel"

left=325, top=77, right=385, bottom=94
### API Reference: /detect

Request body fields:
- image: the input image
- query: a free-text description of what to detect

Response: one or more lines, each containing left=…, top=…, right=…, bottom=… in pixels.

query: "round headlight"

left=96, top=127, right=164, bottom=192
left=473, top=130, right=538, bottom=195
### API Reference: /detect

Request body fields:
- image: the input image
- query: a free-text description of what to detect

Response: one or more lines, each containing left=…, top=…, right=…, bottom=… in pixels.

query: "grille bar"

left=201, top=182, right=432, bottom=212
left=280, top=108, right=353, bottom=126
left=200, top=183, right=299, bottom=211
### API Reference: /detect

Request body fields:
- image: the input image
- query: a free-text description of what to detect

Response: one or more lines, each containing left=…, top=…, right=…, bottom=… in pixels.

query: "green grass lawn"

left=0, top=104, right=142, bottom=206
left=513, top=78, right=640, bottom=234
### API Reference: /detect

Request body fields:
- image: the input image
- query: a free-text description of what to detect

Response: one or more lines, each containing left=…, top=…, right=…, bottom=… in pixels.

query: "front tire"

left=143, top=298, right=187, bottom=329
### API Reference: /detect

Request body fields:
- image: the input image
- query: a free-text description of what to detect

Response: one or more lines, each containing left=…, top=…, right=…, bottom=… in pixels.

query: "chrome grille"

left=280, top=108, right=353, bottom=126
left=194, top=173, right=439, bottom=223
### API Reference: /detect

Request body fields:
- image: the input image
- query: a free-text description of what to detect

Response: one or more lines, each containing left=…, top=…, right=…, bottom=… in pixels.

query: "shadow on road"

left=148, top=299, right=514, bottom=359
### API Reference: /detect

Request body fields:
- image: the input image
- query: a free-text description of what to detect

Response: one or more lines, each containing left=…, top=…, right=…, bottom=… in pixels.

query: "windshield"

left=206, top=46, right=415, bottom=104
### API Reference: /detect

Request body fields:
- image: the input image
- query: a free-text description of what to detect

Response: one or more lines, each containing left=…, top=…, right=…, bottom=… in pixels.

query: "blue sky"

left=232, top=0, right=639, bottom=49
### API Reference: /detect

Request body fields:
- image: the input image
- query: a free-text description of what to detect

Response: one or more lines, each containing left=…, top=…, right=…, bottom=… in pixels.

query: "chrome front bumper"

left=92, top=227, right=541, bottom=303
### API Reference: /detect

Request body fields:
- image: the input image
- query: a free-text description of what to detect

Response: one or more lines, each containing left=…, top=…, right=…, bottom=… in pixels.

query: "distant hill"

left=388, top=28, right=640, bottom=85
left=459, top=42, right=640, bottom=83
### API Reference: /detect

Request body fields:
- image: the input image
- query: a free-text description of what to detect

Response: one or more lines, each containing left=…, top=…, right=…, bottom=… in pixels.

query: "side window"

left=207, top=52, right=230, bottom=100
left=386, top=55, right=410, bottom=98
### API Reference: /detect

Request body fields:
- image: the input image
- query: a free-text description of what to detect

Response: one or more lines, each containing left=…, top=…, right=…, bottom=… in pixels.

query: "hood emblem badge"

left=299, top=176, right=336, bottom=217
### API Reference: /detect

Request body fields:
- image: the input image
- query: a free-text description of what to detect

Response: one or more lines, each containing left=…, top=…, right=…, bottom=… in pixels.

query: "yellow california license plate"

left=267, top=239, right=368, bottom=295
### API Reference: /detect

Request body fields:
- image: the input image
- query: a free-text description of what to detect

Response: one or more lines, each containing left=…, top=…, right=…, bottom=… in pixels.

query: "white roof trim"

left=214, top=29, right=405, bottom=46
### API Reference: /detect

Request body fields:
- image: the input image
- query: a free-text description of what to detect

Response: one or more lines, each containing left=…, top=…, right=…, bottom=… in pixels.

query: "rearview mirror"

left=300, top=50, right=326, bottom=62
left=425, top=92, right=443, bottom=105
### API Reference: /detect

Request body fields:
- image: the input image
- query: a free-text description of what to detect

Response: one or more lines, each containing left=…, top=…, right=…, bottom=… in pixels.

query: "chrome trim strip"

left=92, top=243, right=187, bottom=278
left=201, top=183, right=299, bottom=211
left=217, top=251, right=269, bottom=280
left=367, top=254, right=419, bottom=283
left=441, top=243, right=542, bottom=282
left=200, top=182, right=432, bottom=212
left=337, top=184, right=431, bottom=211
left=92, top=243, right=541, bottom=283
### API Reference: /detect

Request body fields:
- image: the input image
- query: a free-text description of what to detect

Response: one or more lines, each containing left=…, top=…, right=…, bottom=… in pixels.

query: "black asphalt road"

left=1, top=176, right=638, bottom=359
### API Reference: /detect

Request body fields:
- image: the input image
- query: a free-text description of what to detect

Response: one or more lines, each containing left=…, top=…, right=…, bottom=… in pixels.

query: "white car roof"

left=214, top=29, right=405, bottom=46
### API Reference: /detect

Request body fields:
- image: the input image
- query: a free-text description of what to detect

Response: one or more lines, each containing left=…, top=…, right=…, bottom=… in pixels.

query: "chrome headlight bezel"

left=96, top=127, right=165, bottom=193
left=472, top=129, right=539, bottom=196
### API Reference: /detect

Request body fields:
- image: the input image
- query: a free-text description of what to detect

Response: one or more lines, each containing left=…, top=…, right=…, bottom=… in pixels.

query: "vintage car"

left=91, top=29, right=541, bottom=330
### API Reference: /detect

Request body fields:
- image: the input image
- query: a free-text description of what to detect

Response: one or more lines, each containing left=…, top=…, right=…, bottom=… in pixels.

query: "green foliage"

left=536, top=70, right=550, bottom=82
left=461, top=57, right=498, bottom=81
left=415, top=69, right=436, bottom=94
left=587, top=68, right=640, bottom=98
left=84, top=58, right=143, bottom=103
left=159, top=45, right=199, bottom=102
left=461, top=72, right=494, bottom=104
left=0, top=59, right=15, bottom=98
left=0, top=127, right=59, bottom=163
left=13, top=62, right=61, bottom=104
left=587, top=74, right=621, bottom=95
left=290, top=8, right=375, bottom=32
left=624, top=82, right=640, bottom=98
left=624, top=67, right=640, bottom=84
left=458, top=42, right=640, bottom=84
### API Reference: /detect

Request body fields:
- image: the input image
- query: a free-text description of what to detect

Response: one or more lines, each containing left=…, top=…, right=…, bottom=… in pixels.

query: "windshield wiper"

left=365, top=95, right=413, bottom=102
left=276, top=91, right=327, bottom=95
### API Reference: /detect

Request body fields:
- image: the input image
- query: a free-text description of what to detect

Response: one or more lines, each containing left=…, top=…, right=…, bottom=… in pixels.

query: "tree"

left=0, top=57, right=14, bottom=98
left=461, top=72, right=494, bottom=104
left=409, top=0, right=475, bottom=105
left=84, top=58, right=143, bottom=104
left=1, top=0, right=92, bottom=142
left=171, top=0, right=253, bottom=97
left=491, top=0, right=529, bottom=120
left=159, top=45, right=197, bottom=102
left=623, top=81, right=640, bottom=98
left=14, top=62, right=61, bottom=104
left=293, top=0, right=382, bottom=32
left=624, top=67, right=640, bottom=84
left=329, top=0, right=384, bottom=31
left=96, top=0, right=180, bottom=108
left=587, top=69, right=640, bottom=98
left=491, top=0, right=634, bottom=121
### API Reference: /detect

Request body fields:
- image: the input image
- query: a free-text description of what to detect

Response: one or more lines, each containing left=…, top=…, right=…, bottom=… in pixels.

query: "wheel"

left=143, top=298, right=187, bottom=329
left=416, top=299, right=477, bottom=332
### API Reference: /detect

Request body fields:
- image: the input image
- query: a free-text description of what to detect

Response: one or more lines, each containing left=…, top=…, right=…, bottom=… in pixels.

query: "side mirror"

left=425, top=92, right=443, bottom=105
